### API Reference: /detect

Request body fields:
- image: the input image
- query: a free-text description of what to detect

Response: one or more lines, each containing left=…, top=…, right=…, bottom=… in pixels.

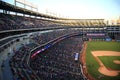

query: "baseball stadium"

left=0, top=0, right=120, bottom=80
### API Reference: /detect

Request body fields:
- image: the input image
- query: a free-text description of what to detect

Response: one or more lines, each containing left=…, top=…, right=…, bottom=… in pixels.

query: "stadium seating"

left=1, top=1, right=119, bottom=80
left=10, top=43, right=39, bottom=80
left=9, top=30, right=84, bottom=80
left=31, top=29, right=81, bottom=45
left=0, top=13, right=62, bottom=31
left=86, top=33, right=106, bottom=40
left=30, top=36, right=84, bottom=80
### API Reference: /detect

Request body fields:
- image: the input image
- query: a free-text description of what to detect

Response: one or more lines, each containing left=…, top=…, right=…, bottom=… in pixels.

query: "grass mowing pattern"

left=86, top=41, right=120, bottom=80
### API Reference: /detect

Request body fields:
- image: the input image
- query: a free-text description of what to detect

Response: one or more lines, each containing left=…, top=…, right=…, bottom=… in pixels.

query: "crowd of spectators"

left=30, top=36, right=84, bottom=80
left=86, top=33, right=106, bottom=40
left=0, top=13, right=62, bottom=31
left=31, top=29, right=81, bottom=45
left=9, top=43, right=39, bottom=80
left=8, top=29, right=85, bottom=80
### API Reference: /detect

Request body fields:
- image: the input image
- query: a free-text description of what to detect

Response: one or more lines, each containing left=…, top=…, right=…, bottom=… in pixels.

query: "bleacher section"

left=0, top=13, right=62, bottom=31
left=8, top=32, right=84, bottom=80
left=10, top=43, right=39, bottom=80
left=31, top=29, right=81, bottom=45
left=30, top=36, right=84, bottom=80
left=86, top=33, right=106, bottom=40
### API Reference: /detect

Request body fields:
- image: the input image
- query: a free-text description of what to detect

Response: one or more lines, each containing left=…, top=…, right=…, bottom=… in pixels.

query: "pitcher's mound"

left=113, top=60, right=120, bottom=64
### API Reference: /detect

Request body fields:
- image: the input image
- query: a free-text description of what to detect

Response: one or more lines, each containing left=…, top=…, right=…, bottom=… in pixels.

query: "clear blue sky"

left=3, top=0, right=120, bottom=19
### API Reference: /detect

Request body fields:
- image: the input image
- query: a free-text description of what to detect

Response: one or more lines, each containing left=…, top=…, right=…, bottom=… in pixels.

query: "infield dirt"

left=91, top=51, right=120, bottom=76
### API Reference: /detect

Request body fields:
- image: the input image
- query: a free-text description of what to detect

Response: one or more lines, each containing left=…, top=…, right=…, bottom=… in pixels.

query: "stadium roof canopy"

left=0, top=1, right=62, bottom=20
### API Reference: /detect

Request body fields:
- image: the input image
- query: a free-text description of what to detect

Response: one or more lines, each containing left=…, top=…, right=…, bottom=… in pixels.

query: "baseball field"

left=85, top=41, right=120, bottom=80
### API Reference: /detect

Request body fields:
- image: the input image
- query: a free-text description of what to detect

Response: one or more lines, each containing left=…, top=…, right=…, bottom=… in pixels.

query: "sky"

left=2, top=0, right=120, bottom=20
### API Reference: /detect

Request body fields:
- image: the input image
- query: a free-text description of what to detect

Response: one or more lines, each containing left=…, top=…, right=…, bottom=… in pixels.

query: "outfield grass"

left=86, top=41, right=120, bottom=80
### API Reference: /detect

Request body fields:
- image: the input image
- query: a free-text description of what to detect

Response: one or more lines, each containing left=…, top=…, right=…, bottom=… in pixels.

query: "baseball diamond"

left=82, top=41, right=120, bottom=80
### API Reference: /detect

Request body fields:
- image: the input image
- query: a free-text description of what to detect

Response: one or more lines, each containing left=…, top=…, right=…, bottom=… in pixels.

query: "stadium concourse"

left=0, top=1, right=120, bottom=80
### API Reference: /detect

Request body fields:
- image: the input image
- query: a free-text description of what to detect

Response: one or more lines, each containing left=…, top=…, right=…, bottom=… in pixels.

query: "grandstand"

left=0, top=0, right=120, bottom=80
